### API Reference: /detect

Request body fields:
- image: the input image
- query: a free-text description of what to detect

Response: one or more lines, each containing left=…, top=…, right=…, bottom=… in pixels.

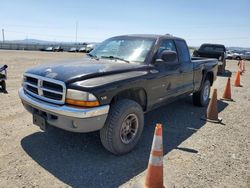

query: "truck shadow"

left=21, top=97, right=228, bottom=188
left=217, top=70, right=232, bottom=78
left=0, top=88, right=8, bottom=94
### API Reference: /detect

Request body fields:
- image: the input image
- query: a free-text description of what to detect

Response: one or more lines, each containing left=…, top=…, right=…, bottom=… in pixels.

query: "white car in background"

left=232, top=52, right=241, bottom=60
left=226, top=51, right=234, bottom=59
left=78, top=46, right=86, bottom=52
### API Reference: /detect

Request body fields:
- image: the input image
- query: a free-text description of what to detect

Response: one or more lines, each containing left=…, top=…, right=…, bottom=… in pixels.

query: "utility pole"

left=75, top=21, right=78, bottom=44
left=2, top=29, right=5, bottom=43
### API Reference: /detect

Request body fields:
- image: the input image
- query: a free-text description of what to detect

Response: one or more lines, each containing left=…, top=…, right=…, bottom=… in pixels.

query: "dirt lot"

left=0, top=50, right=249, bottom=188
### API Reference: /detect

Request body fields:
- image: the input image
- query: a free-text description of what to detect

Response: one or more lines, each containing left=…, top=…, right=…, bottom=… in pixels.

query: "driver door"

left=150, top=39, right=183, bottom=106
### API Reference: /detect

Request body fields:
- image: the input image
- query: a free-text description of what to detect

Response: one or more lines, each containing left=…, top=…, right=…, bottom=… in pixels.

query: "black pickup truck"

left=19, top=34, right=218, bottom=155
left=193, top=43, right=226, bottom=74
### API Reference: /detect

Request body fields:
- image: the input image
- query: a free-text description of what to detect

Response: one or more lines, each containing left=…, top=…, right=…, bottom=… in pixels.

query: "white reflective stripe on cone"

left=151, top=135, right=163, bottom=151
left=149, top=154, right=163, bottom=166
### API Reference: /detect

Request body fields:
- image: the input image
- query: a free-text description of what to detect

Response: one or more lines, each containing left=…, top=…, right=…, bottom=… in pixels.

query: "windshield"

left=89, top=37, right=155, bottom=63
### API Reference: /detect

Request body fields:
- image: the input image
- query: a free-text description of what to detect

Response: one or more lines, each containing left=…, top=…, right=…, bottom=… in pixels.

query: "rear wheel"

left=100, top=99, right=144, bottom=155
left=193, top=79, right=211, bottom=107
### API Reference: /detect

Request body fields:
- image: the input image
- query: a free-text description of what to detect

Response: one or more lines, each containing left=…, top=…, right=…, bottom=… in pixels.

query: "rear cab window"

left=175, top=40, right=190, bottom=63
left=157, top=40, right=177, bottom=55
left=200, top=45, right=225, bottom=53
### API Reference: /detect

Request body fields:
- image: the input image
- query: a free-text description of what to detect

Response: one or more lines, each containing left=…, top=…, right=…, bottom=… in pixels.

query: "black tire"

left=0, top=80, right=6, bottom=91
left=2, top=80, right=6, bottom=91
left=193, top=79, right=211, bottom=107
left=236, top=56, right=241, bottom=60
left=100, top=99, right=144, bottom=155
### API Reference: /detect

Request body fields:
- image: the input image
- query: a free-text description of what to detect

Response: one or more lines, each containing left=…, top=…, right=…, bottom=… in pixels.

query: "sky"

left=1, top=0, right=250, bottom=47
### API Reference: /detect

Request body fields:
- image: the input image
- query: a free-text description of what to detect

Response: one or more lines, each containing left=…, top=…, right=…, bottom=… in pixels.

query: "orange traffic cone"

left=145, top=124, right=164, bottom=188
left=201, top=89, right=222, bottom=123
left=234, top=71, right=242, bottom=87
left=221, top=78, right=233, bottom=101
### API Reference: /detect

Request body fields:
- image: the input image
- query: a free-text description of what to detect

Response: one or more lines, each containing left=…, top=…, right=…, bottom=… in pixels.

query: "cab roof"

left=200, top=43, right=225, bottom=47
left=114, top=34, right=184, bottom=41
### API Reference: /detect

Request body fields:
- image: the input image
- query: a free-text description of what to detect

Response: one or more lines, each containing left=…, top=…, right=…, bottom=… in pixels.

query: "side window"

left=158, top=40, right=177, bottom=53
left=157, top=40, right=177, bottom=59
left=175, top=40, right=190, bottom=63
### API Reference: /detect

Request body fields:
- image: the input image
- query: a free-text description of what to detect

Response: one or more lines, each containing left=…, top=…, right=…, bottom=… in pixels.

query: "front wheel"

left=100, top=99, right=144, bottom=155
left=193, top=79, right=211, bottom=107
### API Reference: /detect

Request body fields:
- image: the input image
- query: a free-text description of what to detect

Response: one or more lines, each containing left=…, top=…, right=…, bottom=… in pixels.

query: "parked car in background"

left=233, top=53, right=241, bottom=60
left=241, top=52, right=250, bottom=60
left=234, top=51, right=250, bottom=60
left=40, top=46, right=54, bottom=52
left=193, top=43, right=226, bottom=74
left=53, top=46, right=63, bottom=52
left=230, top=52, right=240, bottom=60
left=68, top=47, right=78, bottom=52
left=45, top=47, right=54, bottom=52
left=226, top=51, right=234, bottom=59
left=86, top=43, right=97, bottom=53
left=78, top=46, right=87, bottom=53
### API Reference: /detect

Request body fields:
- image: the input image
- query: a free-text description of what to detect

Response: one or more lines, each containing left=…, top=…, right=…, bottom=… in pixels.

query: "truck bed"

left=191, top=57, right=218, bottom=91
left=192, top=57, right=223, bottom=66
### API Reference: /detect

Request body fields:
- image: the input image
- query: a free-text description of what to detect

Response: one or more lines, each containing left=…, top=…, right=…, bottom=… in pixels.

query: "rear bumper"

left=19, top=88, right=109, bottom=132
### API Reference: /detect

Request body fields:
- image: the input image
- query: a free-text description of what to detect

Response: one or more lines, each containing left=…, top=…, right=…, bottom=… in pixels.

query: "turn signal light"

left=66, top=98, right=100, bottom=107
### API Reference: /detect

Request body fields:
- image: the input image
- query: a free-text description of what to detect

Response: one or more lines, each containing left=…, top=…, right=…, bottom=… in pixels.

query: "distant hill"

left=5, top=39, right=91, bottom=45
left=6, top=39, right=57, bottom=44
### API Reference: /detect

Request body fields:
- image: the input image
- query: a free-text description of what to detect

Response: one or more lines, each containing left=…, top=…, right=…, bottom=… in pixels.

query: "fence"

left=0, top=42, right=84, bottom=51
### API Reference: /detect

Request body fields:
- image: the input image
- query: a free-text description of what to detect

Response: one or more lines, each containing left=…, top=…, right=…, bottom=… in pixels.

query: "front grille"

left=43, top=90, right=62, bottom=100
left=23, top=73, right=66, bottom=105
left=27, top=85, right=38, bottom=94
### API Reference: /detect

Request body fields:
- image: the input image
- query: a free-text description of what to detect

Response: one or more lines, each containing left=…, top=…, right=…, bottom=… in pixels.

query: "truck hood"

left=26, top=57, right=150, bottom=84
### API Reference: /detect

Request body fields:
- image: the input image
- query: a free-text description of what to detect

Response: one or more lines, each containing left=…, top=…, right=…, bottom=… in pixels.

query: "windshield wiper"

left=101, top=56, right=130, bottom=63
left=87, top=53, right=99, bottom=60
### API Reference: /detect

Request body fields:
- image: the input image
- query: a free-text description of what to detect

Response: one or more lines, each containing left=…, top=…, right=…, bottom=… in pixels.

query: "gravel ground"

left=0, top=50, right=249, bottom=188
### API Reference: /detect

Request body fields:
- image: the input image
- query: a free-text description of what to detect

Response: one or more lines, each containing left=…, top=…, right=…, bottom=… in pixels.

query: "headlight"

left=66, top=89, right=100, bottom=107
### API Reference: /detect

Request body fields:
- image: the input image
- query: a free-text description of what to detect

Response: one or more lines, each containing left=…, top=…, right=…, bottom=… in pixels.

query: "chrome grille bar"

left=23, top=73, right=66, bottom=105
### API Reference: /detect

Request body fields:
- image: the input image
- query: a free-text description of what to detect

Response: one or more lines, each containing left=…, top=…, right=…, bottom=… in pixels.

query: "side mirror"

left=156, top=50, right=178, bottom=64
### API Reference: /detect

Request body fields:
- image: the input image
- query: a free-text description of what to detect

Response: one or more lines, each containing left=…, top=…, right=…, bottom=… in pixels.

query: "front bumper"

left=19, top=88, right=109, bottom=132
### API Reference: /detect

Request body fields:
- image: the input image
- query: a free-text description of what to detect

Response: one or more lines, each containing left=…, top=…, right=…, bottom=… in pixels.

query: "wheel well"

left=205, top=72, right=214, bottom=86
left=111, top=88, right=147, bottom=111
